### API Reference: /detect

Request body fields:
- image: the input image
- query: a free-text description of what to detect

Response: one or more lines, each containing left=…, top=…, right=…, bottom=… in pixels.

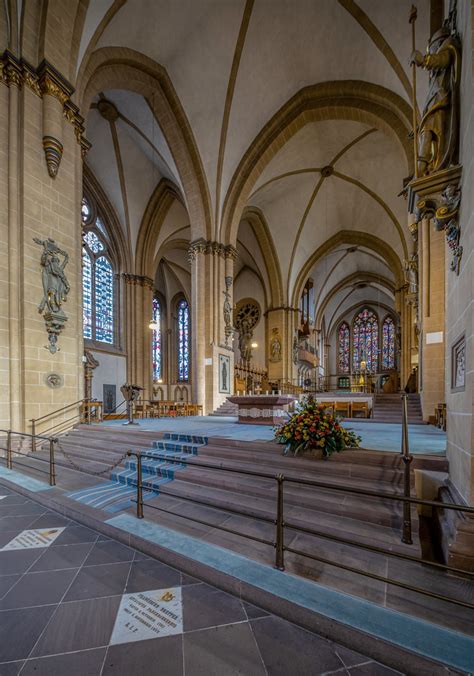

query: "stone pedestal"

left=228, top=395, right=296, bottom=425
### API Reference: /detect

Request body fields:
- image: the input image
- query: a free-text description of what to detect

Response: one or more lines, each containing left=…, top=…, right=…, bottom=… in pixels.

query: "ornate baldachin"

left=188, top=239, right=238, bottom=262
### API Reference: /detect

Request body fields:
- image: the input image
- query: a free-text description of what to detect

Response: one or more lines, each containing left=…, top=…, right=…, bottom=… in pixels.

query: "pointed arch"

left=241, top=207, right=284, bottom=307
left=221, top=81, right=413, bottom=247
left=77, top=47, right=212, bottom=240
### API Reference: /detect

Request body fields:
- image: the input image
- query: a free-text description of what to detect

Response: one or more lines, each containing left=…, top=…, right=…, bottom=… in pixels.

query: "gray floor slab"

left=0, top=485, right=400, bottom=676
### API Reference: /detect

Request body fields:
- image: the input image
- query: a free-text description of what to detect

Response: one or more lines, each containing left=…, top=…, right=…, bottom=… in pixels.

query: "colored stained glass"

left=337, top=322, right=350, bottom=373
left=84, top=230, right=104, bottom=253
left=81, top=198, right=91, bottom=223
left=82, top=250, right=93, bottom=339
left=82, top=197, right=116, bottom=345
left=353, top=308, right=378, bottom=372
left=177, top=299, right=189, bottom=381
left=152, top=297, right=162, bottom=381
left=94, top=256, right=114, bottom=344
left=382, top=316, right=395, bottom=370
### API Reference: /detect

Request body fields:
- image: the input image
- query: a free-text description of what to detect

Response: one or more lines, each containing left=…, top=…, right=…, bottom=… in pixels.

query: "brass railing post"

left=31, top=419, right=36, bottom=452
left=49, top=438, right=56, bottom=486
left=6, top=430, right=12, bottom=469
left=275, top=474, right=285, bottom=570
left=401, top=393, right=413, bottom=544
left=128, top=451, right=145, bottom=519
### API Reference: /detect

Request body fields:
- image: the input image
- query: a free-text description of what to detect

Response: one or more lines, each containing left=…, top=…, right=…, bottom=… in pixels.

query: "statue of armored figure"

left=404, top=254, right=418, bottom=295
left=410, top=19, right=461, bottom=176
left=238, top=318, right=253, bottom=363
left=33, top=237, right=70, bottom=314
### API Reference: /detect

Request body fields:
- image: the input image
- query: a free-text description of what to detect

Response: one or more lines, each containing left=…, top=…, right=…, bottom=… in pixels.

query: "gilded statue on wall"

left=33, top=237, right=70, bottom=353
left=269, top=328, right=282, bottom=362
left=410, top=21, right=461, bottom=177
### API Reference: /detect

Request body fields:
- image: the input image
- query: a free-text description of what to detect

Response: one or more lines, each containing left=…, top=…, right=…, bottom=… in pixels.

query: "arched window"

left=337, top=322, right=350, bottom=373
left=382, top=316, right=396, bottom=370
left=352, top=308, right=378, bottom=372
left=177, top=299, right=190, bottom=382
left=152, top=297, right=162, bottom=381
left=81, top=197, right=115, bottom=345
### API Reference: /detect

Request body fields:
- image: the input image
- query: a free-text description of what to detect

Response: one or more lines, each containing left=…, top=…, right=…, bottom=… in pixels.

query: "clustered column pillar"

left=418, top=219, right=446, bottom=421
left=188, top=239, right=237, bottom=414
left=123, top=274, right=154, bottom=400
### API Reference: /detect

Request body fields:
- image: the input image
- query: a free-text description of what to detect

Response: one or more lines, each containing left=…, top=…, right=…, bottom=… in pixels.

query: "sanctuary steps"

left=373, top=393, right=424, bottom=424
left=11, top=425, right=472, bottom=631
left=15, top=423, right=471, bottom=636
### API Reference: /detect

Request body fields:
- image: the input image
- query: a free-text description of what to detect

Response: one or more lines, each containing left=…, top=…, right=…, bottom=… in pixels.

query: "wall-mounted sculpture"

left=269, top=328, right=282, bottom=362
left=234, top=299, right=260, bottom=364
left=223, top=276, right=234, bottom=347
left=410, top=19, right=461, bottom=177
left=33, top=237, right=70, bottom=353
left=407, top=5, right=463, bottom=275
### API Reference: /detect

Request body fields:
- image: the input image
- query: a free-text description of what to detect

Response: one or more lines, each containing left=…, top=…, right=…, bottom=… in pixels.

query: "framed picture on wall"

left=219, top=354, right=231, bottom=393
left=103, top=384, right=116, bottom=413
left=451, top=334, right=466, bottom=391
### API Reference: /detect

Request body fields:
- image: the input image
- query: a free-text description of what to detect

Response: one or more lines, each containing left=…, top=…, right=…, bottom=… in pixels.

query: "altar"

left=227, top=395, right=297, bottom=425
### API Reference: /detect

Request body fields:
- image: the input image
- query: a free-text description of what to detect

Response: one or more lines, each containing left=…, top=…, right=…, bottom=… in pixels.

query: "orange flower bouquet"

left=274, top=395, right=361, bottom=458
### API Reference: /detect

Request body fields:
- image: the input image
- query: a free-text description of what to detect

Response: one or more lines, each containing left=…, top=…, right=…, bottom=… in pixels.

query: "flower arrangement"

left=274, top=396, right=361, bottom=458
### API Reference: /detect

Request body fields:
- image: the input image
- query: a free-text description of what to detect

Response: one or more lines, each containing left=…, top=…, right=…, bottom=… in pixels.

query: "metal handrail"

left=0, top=429, right=54, bottom=442
left=30, top=399, right=88, bottom=424
left=126, top=449, right=474, bottom=610
left=0, top=429, right=56, bottom=485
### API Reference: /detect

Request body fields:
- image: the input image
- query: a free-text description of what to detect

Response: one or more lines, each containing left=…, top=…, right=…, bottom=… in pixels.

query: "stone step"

left=143, top=478, right=419, bottom=553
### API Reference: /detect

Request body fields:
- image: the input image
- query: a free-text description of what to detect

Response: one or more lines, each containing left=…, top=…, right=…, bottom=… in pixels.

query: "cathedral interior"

left=0, top=1, right=473, bottom=674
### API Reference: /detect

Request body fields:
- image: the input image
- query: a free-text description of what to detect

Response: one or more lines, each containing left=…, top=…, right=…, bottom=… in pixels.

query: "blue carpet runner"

left=67, top=433, right=207, bottom=513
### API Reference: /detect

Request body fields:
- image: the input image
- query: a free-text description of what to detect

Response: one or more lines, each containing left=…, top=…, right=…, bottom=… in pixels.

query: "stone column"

left=0, top=53, right=87, bottom=433
left=189, top=240, right=238, bottom=414
left=266, top=307, right=298, bottom=386
left=419, top=221, right=446, bottom=421
left=123, top=274, right=154, bottom=399
left=189, top=240, right=207, bottom=410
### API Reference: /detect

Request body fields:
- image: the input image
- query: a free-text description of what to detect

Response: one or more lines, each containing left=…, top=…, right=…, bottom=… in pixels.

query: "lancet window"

left=382, top=316, right=396, bottom=370
left=81, top=197, right=115, bottom=345
left=352, top=308, right=378, bottom=373
left=337, top=322, right=350, bottom=373
left=177, top=299, right=190, bottom=382
left=152, top=296, right=162, bottom=381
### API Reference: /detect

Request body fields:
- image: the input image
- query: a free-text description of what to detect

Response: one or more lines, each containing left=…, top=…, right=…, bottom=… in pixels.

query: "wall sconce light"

left=149, top=320, right=158, bottom=330
left=251, top=342, right=258, bottom=349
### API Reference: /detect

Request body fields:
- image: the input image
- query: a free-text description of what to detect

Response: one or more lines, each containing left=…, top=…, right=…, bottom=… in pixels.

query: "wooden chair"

left=321, top=401, right=335, bottom=416
left=335, top=401, right=351, bottom=418
left=351, top=401, right=369, bottom=419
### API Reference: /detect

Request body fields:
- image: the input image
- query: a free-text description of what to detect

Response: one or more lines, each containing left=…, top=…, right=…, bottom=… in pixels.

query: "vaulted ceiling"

left=21, top=0, right=432, bottom=310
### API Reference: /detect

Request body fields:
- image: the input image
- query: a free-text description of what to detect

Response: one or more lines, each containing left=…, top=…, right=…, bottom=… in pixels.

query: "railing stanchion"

left=6, top=430, right=12, bottom=469
left=135, top=452, right=144, bottom=518
left=275, top=474, right=285, bottom=570
left=401, top=393, right=413, bottom=544
left=49, top=438, right=56, bottom=486
left=31, top=420, right=36, bottom=452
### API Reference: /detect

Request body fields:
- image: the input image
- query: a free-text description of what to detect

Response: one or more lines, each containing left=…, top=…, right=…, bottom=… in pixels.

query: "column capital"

left=188, top=239, right=238, bottom=262
left=122, top=273, right=154, bottom=289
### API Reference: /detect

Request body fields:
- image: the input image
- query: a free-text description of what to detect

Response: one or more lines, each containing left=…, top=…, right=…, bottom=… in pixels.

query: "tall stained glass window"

left=352, top=308, right=378, bottom=372
left=81, top=197, right=115, bottom=345
left=337, top=322, right=350, bottom=373
left=152, top=297, right=162, bottom=381
left=382, top=316, right=395, bottom=370
left=177, top=299, right=190, bottom=382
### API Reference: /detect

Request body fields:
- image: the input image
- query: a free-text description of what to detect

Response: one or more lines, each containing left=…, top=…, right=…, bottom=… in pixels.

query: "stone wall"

left=445, top=0, right=474, bottom=505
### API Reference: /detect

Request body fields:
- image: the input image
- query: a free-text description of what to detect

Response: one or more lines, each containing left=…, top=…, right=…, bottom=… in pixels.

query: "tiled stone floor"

left=0, top=486, right=402, bottom=675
